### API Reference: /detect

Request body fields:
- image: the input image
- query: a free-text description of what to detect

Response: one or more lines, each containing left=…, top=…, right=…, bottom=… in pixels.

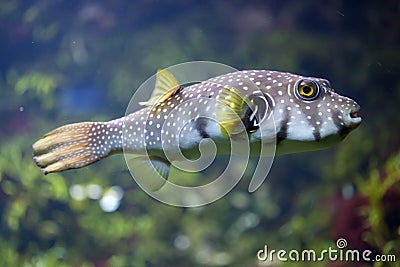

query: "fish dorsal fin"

left=139, top=69, right=181, bottom=106
left=216, top=86, right=249, bottom=135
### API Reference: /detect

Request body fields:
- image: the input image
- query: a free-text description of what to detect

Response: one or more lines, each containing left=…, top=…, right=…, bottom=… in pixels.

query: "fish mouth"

left=350, top=111, right=359, bottom=118
left=347, top=107, right=362, bottom=127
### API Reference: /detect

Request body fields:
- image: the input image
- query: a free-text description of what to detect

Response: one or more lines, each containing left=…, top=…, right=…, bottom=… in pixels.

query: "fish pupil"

left=302, top=86, right=312, bottom=95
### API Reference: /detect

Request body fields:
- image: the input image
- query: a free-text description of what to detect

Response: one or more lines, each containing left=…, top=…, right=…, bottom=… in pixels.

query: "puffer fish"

left=32, top=69, right=361, bottom=184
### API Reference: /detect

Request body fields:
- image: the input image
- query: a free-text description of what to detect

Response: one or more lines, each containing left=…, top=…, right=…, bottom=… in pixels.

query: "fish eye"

left=295, top=80, right=320, bottom=101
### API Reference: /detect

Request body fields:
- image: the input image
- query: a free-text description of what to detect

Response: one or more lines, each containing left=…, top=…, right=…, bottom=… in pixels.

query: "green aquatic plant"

left=10, top=70, right=59, bottom=110
left=357, top=152, right=400, bottom=267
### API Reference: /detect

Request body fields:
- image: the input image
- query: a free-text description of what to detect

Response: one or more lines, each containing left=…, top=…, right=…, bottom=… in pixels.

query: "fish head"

left=250, top=71, right=362, bottom=154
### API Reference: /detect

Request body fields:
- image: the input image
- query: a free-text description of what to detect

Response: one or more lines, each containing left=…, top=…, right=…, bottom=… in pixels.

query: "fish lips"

left=343, top=106, right=362, bottom=131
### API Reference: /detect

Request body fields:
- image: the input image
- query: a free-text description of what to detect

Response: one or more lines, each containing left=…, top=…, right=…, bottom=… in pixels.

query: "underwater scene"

left=1, top=1, right=399, bottom=266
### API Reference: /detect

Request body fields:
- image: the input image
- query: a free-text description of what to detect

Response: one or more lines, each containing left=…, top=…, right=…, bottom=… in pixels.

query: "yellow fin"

left=139, top=69, right=181, bottom=106
left=216, top=86, right=249, bottom=135
left=129, top=156, right=170, bottom=192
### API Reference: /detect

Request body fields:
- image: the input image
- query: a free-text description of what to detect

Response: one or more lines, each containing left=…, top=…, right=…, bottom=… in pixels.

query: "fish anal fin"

left=130, top=156, right=170, bottom=191
left=139, top=69, right=181, bottom=106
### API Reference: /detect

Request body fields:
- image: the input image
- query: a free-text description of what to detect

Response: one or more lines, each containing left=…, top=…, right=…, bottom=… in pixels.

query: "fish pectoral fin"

left=129, top=156, right=170, bottom=191
left=139, top=69, right=181, bottom=106
left=216, top=86, right=249, bottom=135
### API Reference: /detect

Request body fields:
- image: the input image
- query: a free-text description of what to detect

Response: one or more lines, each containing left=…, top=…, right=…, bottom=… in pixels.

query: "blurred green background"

left=0, top=0, right=399, bottom=266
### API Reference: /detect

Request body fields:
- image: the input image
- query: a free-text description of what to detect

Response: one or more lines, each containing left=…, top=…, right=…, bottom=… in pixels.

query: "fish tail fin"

left=32, top=121, right=121, bottom=174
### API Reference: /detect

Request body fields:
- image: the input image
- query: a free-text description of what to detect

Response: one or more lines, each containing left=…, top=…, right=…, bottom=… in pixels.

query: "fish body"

left=33, top=69, right=361, bottom=181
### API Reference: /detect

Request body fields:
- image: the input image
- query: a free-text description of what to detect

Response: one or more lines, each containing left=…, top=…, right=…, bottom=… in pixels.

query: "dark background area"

left=0, top=0, right=399, bottom=266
